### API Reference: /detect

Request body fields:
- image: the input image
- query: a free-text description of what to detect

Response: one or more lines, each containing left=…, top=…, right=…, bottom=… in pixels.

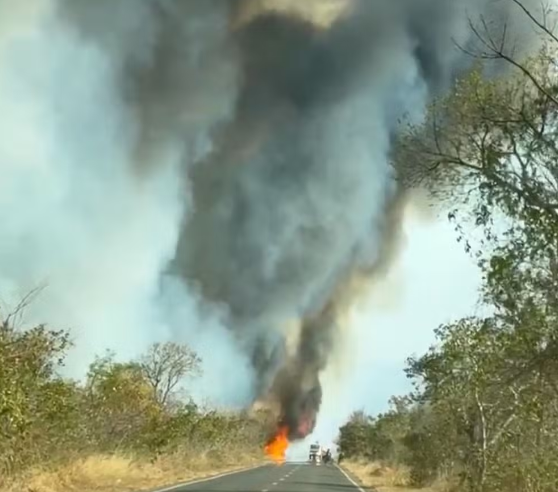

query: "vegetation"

left=4, top=3, right=558, bottom=492
left=0, top=298, right=267, bottom=492
left=339, top=2, right=558, bottom=492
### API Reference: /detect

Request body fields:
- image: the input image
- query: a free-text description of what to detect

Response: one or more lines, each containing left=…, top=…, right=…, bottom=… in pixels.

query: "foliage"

left=338, top=400, right=413, bottom=466
left=0, top=308, right=266, bottom=479
left=338, top=315, right=558, bottom=490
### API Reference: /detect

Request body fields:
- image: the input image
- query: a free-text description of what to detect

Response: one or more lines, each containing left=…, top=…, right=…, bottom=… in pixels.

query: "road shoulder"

left=337, top=463, right=375, bottom=492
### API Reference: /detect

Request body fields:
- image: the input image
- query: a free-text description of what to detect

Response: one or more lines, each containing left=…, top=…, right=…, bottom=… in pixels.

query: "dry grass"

left=342, top=460, right=446, bottom=492
left=0, top=451, right=264, bottom=492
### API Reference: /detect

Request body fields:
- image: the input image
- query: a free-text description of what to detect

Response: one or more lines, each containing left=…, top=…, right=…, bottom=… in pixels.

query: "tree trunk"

left=474, top=390, right=488, bottom=491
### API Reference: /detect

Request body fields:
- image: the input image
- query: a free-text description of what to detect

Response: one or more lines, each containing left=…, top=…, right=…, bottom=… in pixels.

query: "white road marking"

left=335, top=464, right=367, bottom=492
left=153, top=464, right=269, bottom=492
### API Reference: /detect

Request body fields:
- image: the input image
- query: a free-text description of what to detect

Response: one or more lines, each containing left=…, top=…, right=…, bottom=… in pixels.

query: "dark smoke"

left=1, top=0, right=545, bottom=438
left=171, top=0, right=543, bottom=439
left=275, top=189, right=410, bottom=441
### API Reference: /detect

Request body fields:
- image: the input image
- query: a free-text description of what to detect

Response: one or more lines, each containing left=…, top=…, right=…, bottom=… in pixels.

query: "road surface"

left=157, top=463, right=368, bottom=492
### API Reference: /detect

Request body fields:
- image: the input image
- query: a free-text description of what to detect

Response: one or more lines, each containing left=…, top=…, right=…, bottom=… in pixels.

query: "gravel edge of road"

left=336, top=463, right=376, bottom=492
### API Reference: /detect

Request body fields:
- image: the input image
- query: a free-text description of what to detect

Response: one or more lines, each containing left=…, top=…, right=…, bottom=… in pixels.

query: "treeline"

left=0, top=306, right=268, bottom=478
left=339, top=3, right=558, bottom=492
left=339, top=313, right=558, bottom=491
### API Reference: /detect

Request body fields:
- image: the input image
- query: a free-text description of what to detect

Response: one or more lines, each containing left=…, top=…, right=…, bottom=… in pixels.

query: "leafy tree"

left=338, top=410, right=375, bottom=459
left=391, top=7, right=558, bottom=489
left=0, top=298, right=73, bottom=473
left=394, top=0, right=558, bottom=322
left=84, top=351, right=161, bottom=449
left=337, top=403, right=414, bottom=464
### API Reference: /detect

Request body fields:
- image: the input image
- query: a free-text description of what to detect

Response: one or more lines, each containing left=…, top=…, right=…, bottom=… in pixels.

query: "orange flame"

left=264, top=426, right=289, bottom=464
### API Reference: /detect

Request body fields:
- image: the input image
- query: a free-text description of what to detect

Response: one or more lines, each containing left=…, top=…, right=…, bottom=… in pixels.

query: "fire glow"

left=264, top=426, right=289, bottom=464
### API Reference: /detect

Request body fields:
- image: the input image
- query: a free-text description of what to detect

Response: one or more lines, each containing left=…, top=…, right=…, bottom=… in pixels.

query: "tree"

left=337, top=410, right=375, bottom=459
left=393, top=9, right=558, bottom=489
left=85, top=352, right=160, bottom=448
left=0, top=293, right=74, bottom=473
left=337, top=404, right=415, bottom=464
left=138, top=342, right=202, bottom=406
left=407, top=318, right=517, bottom=489
left=404, top=309, right=558, bottom=491
left=394, top=0, right=558, bottom=278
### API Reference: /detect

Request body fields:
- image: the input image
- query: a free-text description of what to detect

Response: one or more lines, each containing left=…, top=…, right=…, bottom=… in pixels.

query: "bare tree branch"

left=2, top=284, right=47, bottom=330
left=139, top=342, right=202, bottom=406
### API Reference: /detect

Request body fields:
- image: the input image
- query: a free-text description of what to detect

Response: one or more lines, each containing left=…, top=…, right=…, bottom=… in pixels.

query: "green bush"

left=0, top=316, right=266, bottom=478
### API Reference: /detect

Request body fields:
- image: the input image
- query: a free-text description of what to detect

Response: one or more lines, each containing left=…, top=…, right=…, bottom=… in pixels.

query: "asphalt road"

left=158, top=463, right=367, bottom=492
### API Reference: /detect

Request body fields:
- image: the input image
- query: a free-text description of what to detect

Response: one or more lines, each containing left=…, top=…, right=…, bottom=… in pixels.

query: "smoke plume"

left=0, top=0, right=546, bottom=439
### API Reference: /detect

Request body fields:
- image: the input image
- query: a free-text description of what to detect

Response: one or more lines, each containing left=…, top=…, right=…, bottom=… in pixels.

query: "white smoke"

left=0, top=0, right=251, bottom=397
left=0, top=1, right=174, bottom=362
